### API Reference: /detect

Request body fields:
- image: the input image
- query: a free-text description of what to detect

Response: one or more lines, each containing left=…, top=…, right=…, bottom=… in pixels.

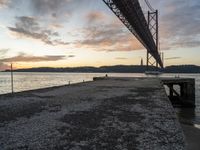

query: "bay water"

left=0, top=72, right=199, bottom=127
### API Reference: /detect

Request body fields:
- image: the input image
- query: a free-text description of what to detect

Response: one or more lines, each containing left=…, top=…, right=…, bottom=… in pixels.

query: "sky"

left=0, top=0, right=200, bottom=70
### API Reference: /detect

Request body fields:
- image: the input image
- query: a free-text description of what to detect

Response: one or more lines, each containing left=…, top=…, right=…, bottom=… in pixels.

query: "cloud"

left=30, top=0, right=70, bottom=15
left=157, top=0, right=200, bottom=49
left=68, top=55, right=75, bottom=58
left=0, top=49, right=11, bottom=70
left=49, top=23, right=63, bottom=29
left=0, top=0, right=9, bottom=8
left=0, top=48, right=9, bottom=56
left=0, top=62, right=10, bottom=70
left=106, top=0, right=200, bottom=50
left=29, top=0, right=91, bottom=17
left=3, top=0, right=199, bottom=52
left=165, top=57, right=181, bottom=60
left=86, top=11, right=106, bottom=24
left=115, top=57, right=127, bottom=60
left=8, top=16, right=69, bottom=46
left=75, top=22, right=143, bottom=52
left=0, top=53, right=66, bottom=62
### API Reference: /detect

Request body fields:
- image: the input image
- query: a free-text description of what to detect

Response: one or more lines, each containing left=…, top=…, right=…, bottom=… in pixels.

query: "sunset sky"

left=0, top=0, right=200, bottom=70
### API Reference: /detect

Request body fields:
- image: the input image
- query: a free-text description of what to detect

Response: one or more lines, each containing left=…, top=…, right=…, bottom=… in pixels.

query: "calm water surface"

left=0, top=72, right=199, bottom=127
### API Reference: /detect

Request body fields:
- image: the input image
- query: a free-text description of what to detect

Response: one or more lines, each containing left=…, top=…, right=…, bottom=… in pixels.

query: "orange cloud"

left=75, top=23, right=144, bottom=52
left=0, top=54, right=66, bottom=63
left=0, top=0, right=9, bottom=8
left=86, top=11, right=106, bottom=23
left=0, top=62, right=10, bottom=70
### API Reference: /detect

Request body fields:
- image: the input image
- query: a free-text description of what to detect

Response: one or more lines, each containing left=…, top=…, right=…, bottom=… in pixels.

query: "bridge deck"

left=103, top=0, right=163, bottom=67
left=0, top=77, right=185, bottom=149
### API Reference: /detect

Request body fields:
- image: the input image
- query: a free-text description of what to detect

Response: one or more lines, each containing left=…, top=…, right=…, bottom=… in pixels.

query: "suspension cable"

left=144, top=0, right=155, bottom=12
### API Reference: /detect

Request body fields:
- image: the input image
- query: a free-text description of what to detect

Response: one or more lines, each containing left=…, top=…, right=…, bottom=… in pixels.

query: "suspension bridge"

left=103, top=0, right=163, bottom=68
left=0, top=1, right=192, bottom=149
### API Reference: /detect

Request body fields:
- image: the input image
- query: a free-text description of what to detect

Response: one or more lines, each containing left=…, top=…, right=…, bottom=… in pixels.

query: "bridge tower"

left=103, top=0, right=163, bottom=68
left=146, top=10, right=160, bottom=68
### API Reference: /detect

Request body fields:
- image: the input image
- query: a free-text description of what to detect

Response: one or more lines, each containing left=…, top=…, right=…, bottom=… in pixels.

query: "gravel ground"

left=0, top=77, right=185, bottom=150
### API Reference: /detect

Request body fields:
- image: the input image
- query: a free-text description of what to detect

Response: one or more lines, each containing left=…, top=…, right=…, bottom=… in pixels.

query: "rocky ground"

left=0, top=77, right=185, bottom=150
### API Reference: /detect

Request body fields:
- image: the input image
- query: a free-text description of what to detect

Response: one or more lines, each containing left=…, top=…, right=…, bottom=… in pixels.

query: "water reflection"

left=175, top=103, right=200, bottom=128
left=160, top=73, right=200, bottom=127
left=0, top=72, right=200, bottom=126
left=176, top=108, right=196, bottom=125
left=194, top=124, right=200, bottom=129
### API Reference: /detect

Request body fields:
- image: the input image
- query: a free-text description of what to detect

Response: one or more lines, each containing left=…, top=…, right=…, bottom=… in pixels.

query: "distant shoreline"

left=1, top=71, right=200, bottom=74
left=2, top=64, right=200, bottom=73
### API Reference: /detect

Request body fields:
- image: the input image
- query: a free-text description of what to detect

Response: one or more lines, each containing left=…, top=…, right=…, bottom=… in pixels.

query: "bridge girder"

left=103, top=0, right=163, bottom=68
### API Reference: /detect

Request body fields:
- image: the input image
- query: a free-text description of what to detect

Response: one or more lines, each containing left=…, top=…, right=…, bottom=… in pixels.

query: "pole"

left=11, top=63, right=14, bottom=94
left=162, top=52, right=164, bottom=68
left=146, top=51, right=149, bottom=70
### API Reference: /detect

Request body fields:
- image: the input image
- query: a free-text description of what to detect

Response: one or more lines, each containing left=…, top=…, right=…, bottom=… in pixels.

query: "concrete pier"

left=162, top=78, right=195, bottom=107
left=0, top=77, right=185, bottom=149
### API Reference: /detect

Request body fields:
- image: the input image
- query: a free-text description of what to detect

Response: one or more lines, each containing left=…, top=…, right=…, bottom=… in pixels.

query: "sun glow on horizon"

left=1, top=0, right=200, bottom=71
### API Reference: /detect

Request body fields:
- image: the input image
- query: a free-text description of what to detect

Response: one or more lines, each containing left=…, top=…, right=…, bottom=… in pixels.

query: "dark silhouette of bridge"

left=103, top=0, right=163, bottom=68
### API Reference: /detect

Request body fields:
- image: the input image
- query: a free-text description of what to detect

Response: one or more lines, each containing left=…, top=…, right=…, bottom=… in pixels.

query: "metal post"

left=148, top=11, right=150, bottom=26
left=169, top=84, right=173, bottom=98
left=162, top=52, right=164, bottom=68
left=146, top=51, right=149, bottom=70
left=11, top=63, right=14, bottom=94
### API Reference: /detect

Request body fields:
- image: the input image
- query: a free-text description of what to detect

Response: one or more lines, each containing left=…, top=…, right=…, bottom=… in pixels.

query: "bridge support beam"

left=162, top=78, right=195, bottom=107
left=146, top=10, right=161, bottom=69
left=102, top=0, right=163, bottom=68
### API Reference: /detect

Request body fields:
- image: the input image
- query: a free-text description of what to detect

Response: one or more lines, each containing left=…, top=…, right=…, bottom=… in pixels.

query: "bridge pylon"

left=103, top=0, right=163, bottom=68
left=146, top=10, right=162, bottom=68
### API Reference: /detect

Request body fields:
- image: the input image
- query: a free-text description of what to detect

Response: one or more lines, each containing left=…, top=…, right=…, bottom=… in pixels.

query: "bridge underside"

left=103, top=0, right=163, bottom=68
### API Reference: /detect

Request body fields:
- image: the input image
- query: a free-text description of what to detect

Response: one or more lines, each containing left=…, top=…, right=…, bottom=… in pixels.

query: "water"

left=160, top=73, right=200, bottom=127
left=0, top=72, right=200, bottom=127
left=0, top=72, right=147, bottom=94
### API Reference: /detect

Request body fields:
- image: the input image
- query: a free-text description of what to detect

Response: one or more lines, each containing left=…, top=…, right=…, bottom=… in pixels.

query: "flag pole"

left=11, top=63, right=14, bottom=94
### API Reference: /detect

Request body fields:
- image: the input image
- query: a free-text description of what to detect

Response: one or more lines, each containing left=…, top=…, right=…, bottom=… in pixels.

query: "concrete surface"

left=181, top=124, right=200, bottom=150
left=0, top=77, right=185, bottom=149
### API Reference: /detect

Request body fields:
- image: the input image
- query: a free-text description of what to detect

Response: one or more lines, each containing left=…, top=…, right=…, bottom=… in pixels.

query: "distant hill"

left=164, top=65, right=200, bottom=73
left=3, top=65, right=200, bottom=73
